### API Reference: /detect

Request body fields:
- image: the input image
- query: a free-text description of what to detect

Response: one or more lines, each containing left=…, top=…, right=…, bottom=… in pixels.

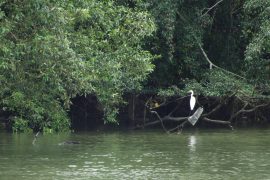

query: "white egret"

left=187, top=90, right=202, bottom=126
left=188, top=90, right=196, bottom=111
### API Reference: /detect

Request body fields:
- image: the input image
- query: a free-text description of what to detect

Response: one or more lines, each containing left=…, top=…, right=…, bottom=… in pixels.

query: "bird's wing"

left=190, top=96, right=196, bottom=110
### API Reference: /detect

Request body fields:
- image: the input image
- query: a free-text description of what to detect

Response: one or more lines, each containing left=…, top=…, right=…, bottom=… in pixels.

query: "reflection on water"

left=188, top=135, right=197, bottom=152
left=0, top=129, right=270, bottom=179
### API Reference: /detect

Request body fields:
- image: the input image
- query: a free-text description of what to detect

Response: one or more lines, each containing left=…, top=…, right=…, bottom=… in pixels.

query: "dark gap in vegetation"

left=70, top=95, right=104, bottom=131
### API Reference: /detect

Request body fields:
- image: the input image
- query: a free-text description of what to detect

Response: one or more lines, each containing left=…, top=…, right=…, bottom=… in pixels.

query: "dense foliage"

left=243, top=0, right=270, bottom=85
left=0, top=0, right=155, bottom=132
left=122, top=0, right=269, bottom=96
left=0, top=0, right=269, bottom=132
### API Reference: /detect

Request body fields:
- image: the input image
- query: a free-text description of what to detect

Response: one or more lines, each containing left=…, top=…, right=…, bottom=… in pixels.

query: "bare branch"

left=176, top=2, right=245, bottom=80
left=201, top=0, right=224, bottom=18
left=197, top=43, right=246, bottom=80
left=202, top=93, right=236, bottom=117
left=229, top=102, right=248, bottom=122
left=202, top=117, right=231, bottom=125
left=229, top=100, right=269, bottom=122
left=241, top=103, right=268, bottom=113
left=168, top=120, right=188, bottom=133
left=202, top=103, right=223, bottom=117
left=163, top=115, right=188, bottom=122
left=150, top=111, right=168, bottom=132
left=168, top=103, right=181, bottom=116
left=32, top=131, right=40, bottom=145
left=202, top=117, right=233, bottom=130
left=142, top=119, right=163, bottom=127
left=141, top=110, right=189, bottom=132
left=150, top=111, right=188, bottom=122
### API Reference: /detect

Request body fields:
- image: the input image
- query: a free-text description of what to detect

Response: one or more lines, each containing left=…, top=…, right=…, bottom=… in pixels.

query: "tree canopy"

left=0, top=0, right=155, bottom=132
left=0, top=0, right=269, bottom=132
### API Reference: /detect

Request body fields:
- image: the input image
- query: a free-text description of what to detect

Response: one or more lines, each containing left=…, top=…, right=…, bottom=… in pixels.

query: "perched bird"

left=188, top=90, right=196, bottom=111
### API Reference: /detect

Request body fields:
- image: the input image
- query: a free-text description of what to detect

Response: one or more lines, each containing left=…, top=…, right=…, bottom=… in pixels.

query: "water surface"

left=0, top=129, right=270, bottom=179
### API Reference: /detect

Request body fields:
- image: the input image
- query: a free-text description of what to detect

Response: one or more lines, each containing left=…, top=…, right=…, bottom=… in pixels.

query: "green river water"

left=0, top=129, right=270, bottom=180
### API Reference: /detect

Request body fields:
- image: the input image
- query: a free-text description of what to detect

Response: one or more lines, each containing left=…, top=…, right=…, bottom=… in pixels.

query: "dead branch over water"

left=133, top=93, right=270, bottom=133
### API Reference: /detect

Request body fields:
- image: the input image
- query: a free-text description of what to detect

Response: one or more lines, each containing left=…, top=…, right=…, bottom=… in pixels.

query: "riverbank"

left=1, top=92, right=269, bottom=132
left=70, top=93, right=270, bottom=132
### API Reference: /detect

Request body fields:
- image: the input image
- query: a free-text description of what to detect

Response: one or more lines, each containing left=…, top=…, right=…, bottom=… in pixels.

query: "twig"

left=141, top=114, right=188, bottom=128
left=229, top=102, right=248, bottom=122
left=202, top=117, right=233, bottom=130
left=168, top=120, right=188, bottom=133
left=163, top=115, right=188, bottom=122
left=148, top=109, right=190, bottom=132
left=241, top=103, right=268, bottom=113
left=177, top=9, right=246, bottom=80
left=197, top=43, right=246, bottom=80
left=229, top=96, right=269, bottom=122
left=202, top=93, right=236, bottom=117
left=202, top=117, right=231, bottom=125
left=202, top=103, right=223, bottom=117
left=32, top=131, right=40, bottom=145
left=150, top=111, right=168, bottom=132
left=201, top=0, right=224, bottom=18
left=9, top=32, right=18, bottom=42
left=168, top=103, right=181, bottom=116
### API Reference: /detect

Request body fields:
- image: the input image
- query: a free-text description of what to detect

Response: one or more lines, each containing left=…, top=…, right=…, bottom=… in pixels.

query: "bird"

left=178, top=90, right=197, bottom=132
left=188, top=90, right=196, bottom=111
